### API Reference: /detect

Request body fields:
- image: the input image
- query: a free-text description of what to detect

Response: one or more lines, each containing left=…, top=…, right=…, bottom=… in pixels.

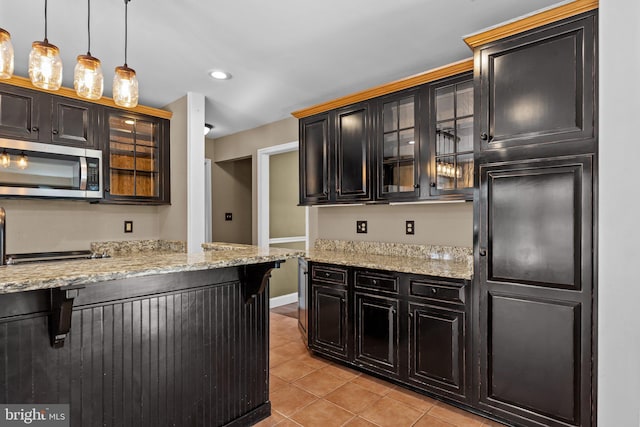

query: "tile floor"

left=257, top=311, right=506, bottom=427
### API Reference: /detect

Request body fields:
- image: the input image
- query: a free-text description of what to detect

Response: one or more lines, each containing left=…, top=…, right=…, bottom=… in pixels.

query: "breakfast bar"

left=0, top=243, right=301, bottom=427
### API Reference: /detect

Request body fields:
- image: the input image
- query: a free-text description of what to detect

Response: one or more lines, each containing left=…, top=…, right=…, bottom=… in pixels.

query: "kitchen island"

left=0, top=243, right=301, bottom=427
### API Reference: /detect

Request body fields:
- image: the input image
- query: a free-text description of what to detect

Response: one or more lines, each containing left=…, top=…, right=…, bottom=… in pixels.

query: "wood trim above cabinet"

left=292, top=59, right=473, bottom=119
left=463, top=0, right=598, bottom=48
left=2, top=75, right=173, bottom=120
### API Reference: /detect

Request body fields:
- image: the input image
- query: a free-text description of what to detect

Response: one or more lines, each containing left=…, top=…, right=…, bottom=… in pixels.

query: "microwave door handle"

left=79, top=157, right=87, bottom=191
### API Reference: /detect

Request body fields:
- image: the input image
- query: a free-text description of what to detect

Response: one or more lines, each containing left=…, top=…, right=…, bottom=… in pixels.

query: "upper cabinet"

left=476, top=12, right=596, bottom=155
left=0, top=84, right=96, bottom=148
left=429, top=73, right=474, bottom=198
left=297, top=69, right=474, bottom=206
left=102, top=110, right=170, bottom=204
left=335, top=102, right=372, bottom=202
left=376, top=89, right=421, bottom=201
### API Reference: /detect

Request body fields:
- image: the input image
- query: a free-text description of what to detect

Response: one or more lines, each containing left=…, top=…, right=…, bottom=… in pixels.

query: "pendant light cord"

left=44, top=0, right=48, bottom=42
left=87, top=0, right=91, bottom=55
left=124, top=0, right=130, bottom=67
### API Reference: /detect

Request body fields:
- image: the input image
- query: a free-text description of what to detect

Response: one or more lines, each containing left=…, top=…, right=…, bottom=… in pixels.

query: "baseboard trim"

left=270, top=292, right=298, bottom=308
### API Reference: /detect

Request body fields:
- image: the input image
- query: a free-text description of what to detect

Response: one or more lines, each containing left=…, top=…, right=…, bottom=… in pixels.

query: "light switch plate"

left=124, top=220, right=133, bottom=233
left=356, top=220, right=367, bottom=234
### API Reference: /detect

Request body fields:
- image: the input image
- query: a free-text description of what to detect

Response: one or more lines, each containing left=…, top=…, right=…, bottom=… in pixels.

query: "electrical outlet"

left=356, top=220, right=367, bottom=234
left=124, top=220, right=133, bottom=233
left=225, top=213, right=233, bottom=221
left=406, top=220, right=415, bottom=235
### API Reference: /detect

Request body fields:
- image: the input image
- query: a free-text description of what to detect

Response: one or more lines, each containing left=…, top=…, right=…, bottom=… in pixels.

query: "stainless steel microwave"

left=0, top=139, right=102, bottom=199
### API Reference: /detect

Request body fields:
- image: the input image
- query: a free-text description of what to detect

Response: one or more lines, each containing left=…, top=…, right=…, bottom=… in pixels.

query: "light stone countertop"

left=304, top=249, right=473, bottom=280
left=0, top=245, right=302, bottom=295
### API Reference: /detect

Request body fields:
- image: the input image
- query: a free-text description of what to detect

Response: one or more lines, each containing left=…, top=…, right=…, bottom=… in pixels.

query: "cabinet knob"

left=414, top=184, right=420, bottom=189
left=325, top=272, right=330, bottom=277
left=431, top=288, right=437, bottom=295
left=51, top=129, right=59, bottom=135
left=372, top=279, right=378, bottom=285
left=31, top=126, right=39, bottom=132
left=479, top=249, right=487, bottom=256
left=105, top=187, right=110, bottom=192
left=480, top=132, right=489, bottom=141
left=430, top=182, right=436, bottom=188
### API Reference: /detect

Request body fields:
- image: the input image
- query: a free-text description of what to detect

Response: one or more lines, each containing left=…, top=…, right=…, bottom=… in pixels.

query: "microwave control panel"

left=87, top=158, right=100, bottom=191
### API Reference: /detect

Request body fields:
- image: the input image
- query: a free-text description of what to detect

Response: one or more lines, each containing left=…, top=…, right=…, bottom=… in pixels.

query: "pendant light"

left=29, top=0, right=63, bottom=91
left=113, top=0, right=138, bottom=108
left=74, top=0, right=103, bottom=100
left=0, top=28, right=14, bottom=79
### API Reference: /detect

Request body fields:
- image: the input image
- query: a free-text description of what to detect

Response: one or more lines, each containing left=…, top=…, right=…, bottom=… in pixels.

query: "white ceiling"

left=1, top=0, right=563, bottom=138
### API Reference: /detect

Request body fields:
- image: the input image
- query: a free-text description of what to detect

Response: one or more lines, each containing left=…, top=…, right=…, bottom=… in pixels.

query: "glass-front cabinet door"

left=104, top=111, right=169, bottom=203
left=376, top=89, right=420, bottom=201
left=429, top=73, right=474, bottom=198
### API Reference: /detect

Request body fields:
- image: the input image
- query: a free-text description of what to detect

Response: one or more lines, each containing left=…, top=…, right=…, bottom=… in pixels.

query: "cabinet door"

left=476, top=156, right=593, bottom=426
left=408, top=302, right=466, bottom=399
left=299, top=113, right=330, bottom=205
left=50, top=96, right=96, bottom=147
left=478, top=12, right=595, bottom=152
left=335, top=102, right=372, bottom=201
left=354, top=293, right=399, bottom=376
left=0, top=85, right=42, bottom=141
left=429, top=73, right=474, bottom=199
left=376, top=89, right=420, bottom=201
left=298, top=258, right=308, bottom=343
left=310, top=285, right=348, bottom=360
left=103, top=111, right=170, bottom=204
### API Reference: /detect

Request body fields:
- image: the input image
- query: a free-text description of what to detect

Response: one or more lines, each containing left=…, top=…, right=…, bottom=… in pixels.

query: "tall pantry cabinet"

left=471, top=10, right=597, bottom=427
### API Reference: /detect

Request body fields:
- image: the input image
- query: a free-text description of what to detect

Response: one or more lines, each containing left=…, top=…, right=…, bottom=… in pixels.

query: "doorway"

left=257, top=141, right=308, bottom=307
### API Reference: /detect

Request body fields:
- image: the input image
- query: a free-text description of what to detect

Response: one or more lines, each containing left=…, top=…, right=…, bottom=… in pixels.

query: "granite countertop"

left=0, top=244, right=302, bottom=295
left=304, top=240, right=473, bottom=280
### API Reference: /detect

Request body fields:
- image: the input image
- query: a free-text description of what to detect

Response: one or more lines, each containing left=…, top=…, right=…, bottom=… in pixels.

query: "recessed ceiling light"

left=204, top=123, right=214, bottom=135
left=208, top=70, right=232, bottom=80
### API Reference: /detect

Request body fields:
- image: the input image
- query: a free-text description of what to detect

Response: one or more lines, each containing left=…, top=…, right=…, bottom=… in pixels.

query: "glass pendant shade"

left=0, top=29, right=14, bottom=79
left=113, top=65, right=138, bottom=108
left=0, top=150, right=10, bottom=168
left=74, top=54, right=103, bottom=99
left=28, top=40, right=63, bottom=90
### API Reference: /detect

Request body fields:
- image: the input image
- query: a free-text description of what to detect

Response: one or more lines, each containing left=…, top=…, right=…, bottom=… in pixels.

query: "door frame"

left=257, top=141, right=309, bottom=250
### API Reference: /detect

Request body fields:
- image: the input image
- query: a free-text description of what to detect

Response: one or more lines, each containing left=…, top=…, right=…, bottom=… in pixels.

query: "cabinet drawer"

left=312, top=265, right=348, bottom=285
left=410, top=280, right=465, bottom=304
left=355, top=271, right=398, bottom=294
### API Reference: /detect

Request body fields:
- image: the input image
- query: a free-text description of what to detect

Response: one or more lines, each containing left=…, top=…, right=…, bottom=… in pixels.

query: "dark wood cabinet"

left=477, top=12, right=596, bottom=155
left=0, top=84, right=97, bottom=148
left=298, top=258, right=308, bottom=343
left=376, top=89, right=422, bottom=201
left=475, top=155, right=594, bottom=427
left=299, top=113, right=330, bottom=204
left=308, top=262, right=470, bottom=404
left=102, top=109, right=170, bottom=204
left=335, top=102, right=373, bottom=202
left=0, top=85, right=41, bottom=141
left=354, top=292, right=399, bottom=376
left=49, top=96, right=96, bottom=148
left=428, top=73, right=474, bottom=199
left=309, top=264, right=349, bottom=360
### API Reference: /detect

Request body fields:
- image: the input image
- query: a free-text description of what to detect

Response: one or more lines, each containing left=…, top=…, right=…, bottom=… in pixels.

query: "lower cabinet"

left=354, top=292, right=400, bottom=377
left=307, top=262, right=471, bottom=405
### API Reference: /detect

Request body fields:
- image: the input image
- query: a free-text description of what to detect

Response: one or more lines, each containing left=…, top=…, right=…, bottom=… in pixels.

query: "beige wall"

left=0, top=95, right=189, bottom=254
left=158, top=96, right=188, bottom=242
left=208, top=117, right=320, bottom=245
left=316, top=202, right=473, bottom=247
left=210, top=158, right=252, bottom=244
left=270, top=151, right=305, bottom=238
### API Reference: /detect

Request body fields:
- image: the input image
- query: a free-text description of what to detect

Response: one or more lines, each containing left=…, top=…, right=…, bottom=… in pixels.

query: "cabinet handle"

left=372, top=279, right=378, bottom=285
left=31, top=126, right=39, bottom=132
left=479, top=249, right=487, bottom=256
left=431, top=288, right=438, bottom=295
left=51, top=129, right=59, bottom=135
left=480, top=132, right=489, bottom=141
